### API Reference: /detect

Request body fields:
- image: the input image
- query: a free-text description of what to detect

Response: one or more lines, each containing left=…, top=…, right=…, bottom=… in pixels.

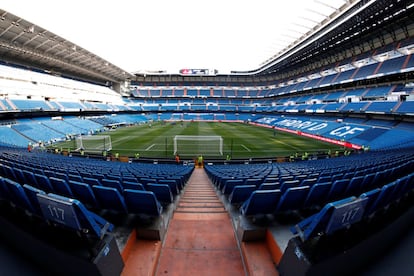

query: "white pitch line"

left=145, top=144, right=156, bottom=151
left=241, top=144, right=251, bottom=152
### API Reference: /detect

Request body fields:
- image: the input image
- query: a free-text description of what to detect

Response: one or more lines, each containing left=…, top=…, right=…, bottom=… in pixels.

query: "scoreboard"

left=179, top=68, right=218, bottom=76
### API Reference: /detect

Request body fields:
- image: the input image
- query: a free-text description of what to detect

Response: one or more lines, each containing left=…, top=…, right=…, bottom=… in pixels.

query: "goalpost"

left=75, top=135, right=112, bottom=153
left=173, top=135, right=223, bottom=156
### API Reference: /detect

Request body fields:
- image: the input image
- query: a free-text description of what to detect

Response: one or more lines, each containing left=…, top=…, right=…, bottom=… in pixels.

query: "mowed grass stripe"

left=53, top=121, right=343, bottom=159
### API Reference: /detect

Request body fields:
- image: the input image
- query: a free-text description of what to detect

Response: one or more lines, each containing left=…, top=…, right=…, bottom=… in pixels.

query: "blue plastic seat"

left=365, top=181, right=398, bottom=216
left=92, top=185, right=128, bottom=213
left=139, top=177, right=157, bottom=186
left=240, top=189, right=282, bottom=216
left=37, top=193, right=113, bottom=239
left=101, top=178, right=123, bottom=194
left=228, top=185, right=256, bottom=205
left=124, top=189, right=163, bottom=217
left=49, top=177, right=74, bottom=198
left=67, top=173, right=83, bottom=183
left=222, top=179, right=244, bottom=195
left=69, top=180, right=99, bottom=209
left=244, top=178, right=263, bottom=188
left=300, top=178, right=318, bottom=187
left=2, top=165, right=17, bottom=180
left=280, top=180, right=300, bottom=193
left=276, top=186, right=310, bottom=212
left=83, top=177, right=102, bottom=187
left=291, top=196, right=366, bottom=241
left=344, top=176, right=364, bottom=196
left=360, top=188, right=381, bottom=217
left=326, top=179, right=350, bottom=202
left=158, top=179, right=179, bottom=195
left=3, top=178, right=35, bottom=213
left=122, top=181, right=145, bottom=191
left=258, top=183, right=280, bottom=190
left=22, top=170, right=39, bottom=188
left=360, top=173, right=376, bottom=191
left=145, top=183, right=173, bottom=204
left=0, top=176, right=10, bottom=200
left=12, top=167, right=26, bottom=184
left=303, top=182, right=332, bottom=209
left=34, top=173, right=54, bottom=193
left=23, top=184, right=46, bottom=216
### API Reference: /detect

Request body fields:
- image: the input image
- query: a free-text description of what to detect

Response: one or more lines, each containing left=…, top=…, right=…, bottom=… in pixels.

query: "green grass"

left=53, top=121, right=344, bottom=160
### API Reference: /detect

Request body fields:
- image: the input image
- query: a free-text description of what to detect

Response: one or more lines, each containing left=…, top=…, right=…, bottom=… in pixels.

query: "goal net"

left=173, top=135, right=223, bottom=156
left=75, top=135, right=112, bottom=153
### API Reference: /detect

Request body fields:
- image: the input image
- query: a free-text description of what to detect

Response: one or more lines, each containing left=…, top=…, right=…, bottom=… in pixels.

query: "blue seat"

left=276, top=186, right=310, bottom=212
left=43, top=170, right=56, bottom=178
left=372, top=170, right=391, bottom=188
left=3, top=178, right=35, bottom=213
left=122, top=176, right=138, bottom=184
left=228, top=185, right=256, bottom=205
left=365, top=181, right=399, bottom=216
left=344, top=176, right=364, bottom=196
left=158, top=179, right=179, bottom=195
left=23, top=184, right=46, bottom=216
left=395, top=173, right=414, bottom=199
left=258, top=183, right=280, bottom=190
left=101, top=179, right=123, bottom=194
left=12, top=167, right=26, bottom=184
left=54, top=172, right=70, bottom=183
left=326, top=179, right=350, bottom=202
left=168, top=176, right=185, bottom=190
left=291, top=196, right=365, bottom=241
left=303, top=182, right=332, bottom=209
left=124, top=189, right=163, bottom=217
left=122, top=181, right=145, bottom=191
left=49, top=177, right=73, bottom=198
left=360, top=188, right=381, bottom=217
left=139, top=177, right=157, bottom=186
left=83, top=177, right=102, bottom=187
left=34, top=173, right=54, bottom=193
left=222, top=179, right=244, bottom=195
left=0, top=176, right=10, bottom=200
left=244, top=178, right=263, bottom=188
left=37, top=193, right=113, bottom=239
left=67, top=173, right=83, bottom=183
left=280, top=180, right=300, bottom=193
left=22, top=170, right=39, bottom=188
left=69, top=180, right=99, bottom=209
left=2, top=165, right=17, bottom=180
left=92, top=185, right=128, bottom=213
left=145, top=184, right=173, bottom=204
left=240, top=189, right=282, bottom=216
left=360, top=173, right=376, bottom=191
left=300, top=178, right=318, bottom=187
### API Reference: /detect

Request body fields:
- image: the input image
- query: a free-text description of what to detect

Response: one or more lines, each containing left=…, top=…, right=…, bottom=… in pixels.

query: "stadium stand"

left=1, top=1, right=414, bottom=275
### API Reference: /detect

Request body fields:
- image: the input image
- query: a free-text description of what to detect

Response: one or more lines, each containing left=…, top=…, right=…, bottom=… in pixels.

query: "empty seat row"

left=0, top=176, right=164, bottom=219
left=291, top=172, right=414, bottom=242
left=0, top=176, right=113, bottom=239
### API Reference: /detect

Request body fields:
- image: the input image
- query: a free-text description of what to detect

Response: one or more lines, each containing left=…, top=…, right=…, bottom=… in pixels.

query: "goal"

left=75, top=135, right=112, bottom=153
left=173, top=135, right=223, bottom=156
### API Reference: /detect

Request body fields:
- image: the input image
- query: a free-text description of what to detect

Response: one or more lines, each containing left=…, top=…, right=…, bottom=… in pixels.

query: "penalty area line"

left=241, top=144, right=251, bottom=152
left=145, top=144, right=156, bottom=151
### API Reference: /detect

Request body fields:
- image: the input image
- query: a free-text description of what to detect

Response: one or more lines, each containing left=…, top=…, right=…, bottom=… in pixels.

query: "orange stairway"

left=122, top=168, right=279, bottom=275
left=154, top=168, right=246, bottom=275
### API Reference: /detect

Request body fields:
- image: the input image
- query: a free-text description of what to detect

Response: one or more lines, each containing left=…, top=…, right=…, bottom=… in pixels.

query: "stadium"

left=1, top=0, right=414, bottom=275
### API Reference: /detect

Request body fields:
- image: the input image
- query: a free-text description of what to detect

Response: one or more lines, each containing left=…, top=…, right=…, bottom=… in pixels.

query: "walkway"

left=154, top=168, right=246, bottom=275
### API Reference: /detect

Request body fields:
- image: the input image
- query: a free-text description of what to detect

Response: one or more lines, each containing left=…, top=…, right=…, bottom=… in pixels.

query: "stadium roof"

left=1, top=0, right=355, bottom=78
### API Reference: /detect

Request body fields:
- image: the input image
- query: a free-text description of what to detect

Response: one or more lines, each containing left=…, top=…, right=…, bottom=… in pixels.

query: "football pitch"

left=54, top=121, right=344, bottom=160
